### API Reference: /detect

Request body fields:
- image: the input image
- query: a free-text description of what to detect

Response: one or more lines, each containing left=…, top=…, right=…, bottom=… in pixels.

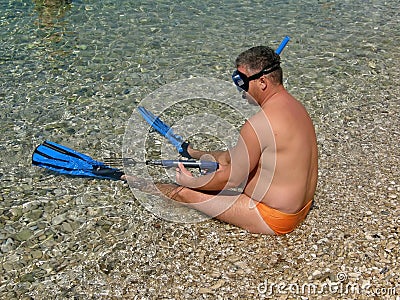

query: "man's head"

left=233, top=46, right=283, bottom=90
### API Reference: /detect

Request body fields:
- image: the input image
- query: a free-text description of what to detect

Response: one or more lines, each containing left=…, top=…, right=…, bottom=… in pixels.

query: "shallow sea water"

left=1, top=0, right=399, bottom=299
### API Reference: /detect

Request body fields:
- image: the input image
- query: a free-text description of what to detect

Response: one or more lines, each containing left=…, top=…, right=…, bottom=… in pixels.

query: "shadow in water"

left=33, top=0, right=72, bottom=28
left=32, top=0, right=75, bottom=58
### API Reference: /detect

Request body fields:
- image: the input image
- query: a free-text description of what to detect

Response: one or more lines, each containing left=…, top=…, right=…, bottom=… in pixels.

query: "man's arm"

left=187, top=147, right=231, bottom=165
left=176, top=116, right=265, bottom=191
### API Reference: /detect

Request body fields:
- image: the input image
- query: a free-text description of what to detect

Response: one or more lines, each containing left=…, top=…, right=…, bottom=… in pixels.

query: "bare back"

left=244, top=89, right=318, bottom=213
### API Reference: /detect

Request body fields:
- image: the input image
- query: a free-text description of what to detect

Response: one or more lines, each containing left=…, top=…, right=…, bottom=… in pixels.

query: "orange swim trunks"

left=256, top=200, right=313, bottom=235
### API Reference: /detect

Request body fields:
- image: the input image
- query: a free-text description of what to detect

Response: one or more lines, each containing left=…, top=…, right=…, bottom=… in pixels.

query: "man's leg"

left=158, top=184, right=275, bottom=235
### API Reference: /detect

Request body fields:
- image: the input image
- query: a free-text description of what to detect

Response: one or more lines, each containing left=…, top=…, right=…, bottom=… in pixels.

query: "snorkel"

left=275, top=36, right=290, bottom=55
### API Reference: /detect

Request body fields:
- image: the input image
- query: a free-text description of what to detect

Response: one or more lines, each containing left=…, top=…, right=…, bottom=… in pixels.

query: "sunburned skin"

left=136, top=47, right=318, bottom=235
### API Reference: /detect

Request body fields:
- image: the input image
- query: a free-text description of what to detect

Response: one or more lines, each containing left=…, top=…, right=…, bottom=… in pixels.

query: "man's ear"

left=259, top=75, right=268, bottom=90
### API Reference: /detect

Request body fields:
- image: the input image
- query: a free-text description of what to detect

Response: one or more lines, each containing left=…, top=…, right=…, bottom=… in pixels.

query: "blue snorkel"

left=275, top=36, right=290, bottom=55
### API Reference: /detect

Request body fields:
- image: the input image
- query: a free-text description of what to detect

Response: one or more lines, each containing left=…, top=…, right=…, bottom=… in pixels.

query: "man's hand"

left=175, top=163, right=194, bottom=186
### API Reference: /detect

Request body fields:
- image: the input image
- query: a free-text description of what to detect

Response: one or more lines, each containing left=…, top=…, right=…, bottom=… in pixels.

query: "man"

left=158, top=46, right=318, bottom=235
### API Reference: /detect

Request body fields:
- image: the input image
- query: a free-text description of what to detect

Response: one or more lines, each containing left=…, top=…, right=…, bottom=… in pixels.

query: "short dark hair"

left=235, top=46, right=282, bottom=84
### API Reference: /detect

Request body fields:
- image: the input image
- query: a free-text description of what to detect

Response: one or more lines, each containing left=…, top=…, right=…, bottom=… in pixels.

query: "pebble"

left=210, top=279, right=225, bottom=290
left=87, top=207, right=103, bottom=216
left=20, top=273, right=35, bottom=283
left=52, top=214, right=67, bottom=226
left=61, top=222, right=74, bottom=233
left=1, top=238, right=15, bottom=253
left=210, top=271, right=221, bottom=278
left=26, top=209, right=43, bottom=221
left=14, top=229, right=33, bottom=242
left=2, top=261, right=15, bottom=272
left=31, top=250, right=43, bottom=259
left=311, top=270, right=322, bottom=279
left=199, top=287, right=213, bottom=294
left=361, top=279, right=371, bottom=289
left=348, top=272, right=361, bottom=278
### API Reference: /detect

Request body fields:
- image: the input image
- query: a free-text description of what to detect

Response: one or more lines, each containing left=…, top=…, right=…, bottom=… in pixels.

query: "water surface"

left=0, top=0, right=399, bottom=298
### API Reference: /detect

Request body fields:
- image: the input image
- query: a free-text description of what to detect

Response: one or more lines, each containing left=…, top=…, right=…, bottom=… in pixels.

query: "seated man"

left=159, top=46, right=318, bottom=235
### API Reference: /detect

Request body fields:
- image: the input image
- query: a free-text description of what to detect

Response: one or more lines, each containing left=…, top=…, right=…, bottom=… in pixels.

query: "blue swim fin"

left=138, top=106, right=192, bottom=158
left=32, top=140, right=124, bottom=180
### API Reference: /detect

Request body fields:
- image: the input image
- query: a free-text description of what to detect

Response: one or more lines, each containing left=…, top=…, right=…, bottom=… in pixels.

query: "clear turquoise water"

left=1, top=0, right=398, bottom=175
left=0, top=0, right=399, bottom=297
